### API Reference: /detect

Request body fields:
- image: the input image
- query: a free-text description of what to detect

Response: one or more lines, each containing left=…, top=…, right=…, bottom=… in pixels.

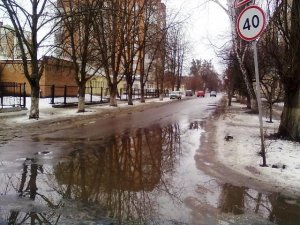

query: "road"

left=0, top=95, right=294, bottom=225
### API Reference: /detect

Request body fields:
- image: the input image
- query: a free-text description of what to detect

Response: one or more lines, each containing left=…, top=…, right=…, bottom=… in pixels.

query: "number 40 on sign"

left=237, top=5, right=266, bottom=41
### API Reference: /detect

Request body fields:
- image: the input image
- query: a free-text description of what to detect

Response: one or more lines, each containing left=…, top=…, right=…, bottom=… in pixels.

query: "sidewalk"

left=213, top=100, right=300, bottom=197
left=0, top=107, right=28, bottom=119
left=0, top=97, right=176, bottom=124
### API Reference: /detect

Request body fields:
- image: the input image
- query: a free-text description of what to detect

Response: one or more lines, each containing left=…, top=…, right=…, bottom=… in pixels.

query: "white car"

left=170, top=91, right=182, bottom=99
left=210, top=91, right=217, bottom=97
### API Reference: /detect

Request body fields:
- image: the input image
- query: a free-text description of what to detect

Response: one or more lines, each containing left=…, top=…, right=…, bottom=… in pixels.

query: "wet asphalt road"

left=0, top=96, right=299, bottom=225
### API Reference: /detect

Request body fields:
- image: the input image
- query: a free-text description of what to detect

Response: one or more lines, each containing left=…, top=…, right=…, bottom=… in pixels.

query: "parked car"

left=210, top=91, right=217, bottom=97
left=170, top=91, right=182, bottom=99
left=120, top=92, right=128, bottom=100
left=196, top=90, right=205, bottom=97
left=185, top=90, right=193, bottom=96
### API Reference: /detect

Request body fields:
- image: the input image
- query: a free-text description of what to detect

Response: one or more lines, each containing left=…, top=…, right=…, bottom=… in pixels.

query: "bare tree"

left=188, top=59, right=205, bottom=92
left=257, top=31, right=284, bottom=123
left=121, top=0, right=144, bottom=106
left=211, top=0, right=258, bottom=110
left=201, top=60, right=221, bottom=92
left=270, top=0, right=300, bottom=141
left=188, top=59, right=221, bottom=93
left=137, top=0, right=167, bottom=103
left=223, top=50, right=248, bottom=106
left=0, top=0, right=59, bottom=119
left=56, top=0, right=102, bottom=112
left=165, top=24, right=187, bottom=91
left=92, top=0, right=128, bottom=107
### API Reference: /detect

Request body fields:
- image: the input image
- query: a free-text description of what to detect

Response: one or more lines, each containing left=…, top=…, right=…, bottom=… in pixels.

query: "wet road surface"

left=0, top=96, right=300, bottom=225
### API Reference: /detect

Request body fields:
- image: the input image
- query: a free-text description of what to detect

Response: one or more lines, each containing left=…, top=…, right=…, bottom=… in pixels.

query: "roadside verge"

left=197, top=97, right=300, bottom=198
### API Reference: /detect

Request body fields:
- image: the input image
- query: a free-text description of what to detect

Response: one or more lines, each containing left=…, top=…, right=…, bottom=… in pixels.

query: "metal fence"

left=40, top=85, right=110, bottom=105
left=42, top=85, right=170, bottom=105
left=0, top=82, right=170, bottom=108
left=0, top=82, right=26, bottom=108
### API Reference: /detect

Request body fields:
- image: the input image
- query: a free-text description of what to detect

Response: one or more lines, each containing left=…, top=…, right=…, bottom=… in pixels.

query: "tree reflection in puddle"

left=54, top=124, right=183, bottom=224
left=0, top=123, right=184, bottom=224
left=218, top=183, right=300, bottom=225
left=1, top=122, right=300, bottom=224
left=1, top=158, right=64, bottom=224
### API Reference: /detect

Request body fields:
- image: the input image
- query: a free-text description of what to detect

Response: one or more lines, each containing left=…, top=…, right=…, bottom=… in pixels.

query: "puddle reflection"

left=0, top=124, right=183, bottom=224
left=189, top=121, right=205, bottom=130
left=0, top=123, right=300, bottom=224
left=218, top=183, right=300, bottom=224
left=219, top=183, right=246, bottom=215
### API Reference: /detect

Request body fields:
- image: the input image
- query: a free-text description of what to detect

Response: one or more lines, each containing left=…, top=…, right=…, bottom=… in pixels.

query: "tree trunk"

left=127, top=85, right=133, bottom=105
left=250, top=98, right=258, bottom=111
left=77, top=84, right=86, bottom=113
left=278, top=87, right=300, bottom=141
left=28, top=164, right=38, bottom=200
left=140, top=85, right=145, bottom=103
left=159, top=81, right=164, bottom=101
left=29, top=83, right=40, bottom=119
left=109, top=87, right=118, bottom=107
left=269, top=102, right=273, bottom=123
left=235, top=46, right=258, bottom=111
left=228, top=90, right=232, bottom=106
left=277, top=0, right=300, bottom=141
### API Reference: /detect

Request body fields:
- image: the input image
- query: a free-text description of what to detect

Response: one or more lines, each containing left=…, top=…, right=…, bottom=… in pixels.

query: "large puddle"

left=0, top=119, right=300, bottom=224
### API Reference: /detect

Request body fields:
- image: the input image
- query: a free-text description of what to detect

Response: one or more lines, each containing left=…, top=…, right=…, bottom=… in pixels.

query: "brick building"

left=0, top=24, right=30, bottom=59
left=0, top=56, right=77, bottom=97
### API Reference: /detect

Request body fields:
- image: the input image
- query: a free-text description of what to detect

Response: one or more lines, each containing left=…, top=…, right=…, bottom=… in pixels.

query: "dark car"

left=196, top=90, right=205, bottom=97
left=185, top=90, right=193, bottom=96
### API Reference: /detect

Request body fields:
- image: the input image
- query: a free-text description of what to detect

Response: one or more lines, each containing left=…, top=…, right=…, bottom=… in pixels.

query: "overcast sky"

left=164, top=0, right=231, bottom=75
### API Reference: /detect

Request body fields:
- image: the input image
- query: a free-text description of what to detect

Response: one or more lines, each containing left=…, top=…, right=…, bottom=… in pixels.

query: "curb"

left=0, top=109, right=28, bottom=119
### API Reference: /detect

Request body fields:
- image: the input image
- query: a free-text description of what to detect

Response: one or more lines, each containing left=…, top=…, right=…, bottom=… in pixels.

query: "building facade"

left=0, top=24, right=30, bottom=60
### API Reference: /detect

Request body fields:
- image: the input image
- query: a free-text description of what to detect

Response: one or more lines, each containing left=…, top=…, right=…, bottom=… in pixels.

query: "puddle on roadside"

left=0, top=121, right=299, bottom=225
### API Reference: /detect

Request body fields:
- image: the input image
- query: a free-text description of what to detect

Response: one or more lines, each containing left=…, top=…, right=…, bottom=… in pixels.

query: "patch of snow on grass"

left=216, top=101, right=300, bottom=196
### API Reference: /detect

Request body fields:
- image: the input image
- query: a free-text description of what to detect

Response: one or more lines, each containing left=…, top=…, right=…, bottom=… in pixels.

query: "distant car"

left=185, top=90, right=193, bottom=96
left=170, top=91, right=182, bottom=99
left=120, top=92, right=128, bottom=100
left=210, top=91, right=217, bottom=97
left=196, top=90, right=205, bottom=97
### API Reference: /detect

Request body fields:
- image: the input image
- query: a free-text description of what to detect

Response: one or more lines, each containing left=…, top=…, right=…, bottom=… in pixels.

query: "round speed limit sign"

left=237, top=5, right=266, bottom=41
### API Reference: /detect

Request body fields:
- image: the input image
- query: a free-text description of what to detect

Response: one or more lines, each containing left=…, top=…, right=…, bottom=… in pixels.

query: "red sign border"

left=236, top=5, right=266, bottom=41
left=234, top=0, right=252, bottom=8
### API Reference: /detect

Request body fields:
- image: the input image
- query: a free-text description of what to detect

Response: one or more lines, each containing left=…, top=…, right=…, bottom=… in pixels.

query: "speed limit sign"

left=237, top=5, right=266, bottom=41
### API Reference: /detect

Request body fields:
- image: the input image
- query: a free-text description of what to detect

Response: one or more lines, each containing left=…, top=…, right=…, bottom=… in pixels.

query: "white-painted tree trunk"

left=29, top=96, right=39, bottom=119
left=29, top=85, right=40, bottom=119
left=78, top=96, right=85, bottom=112
left=77, top=85, right=86, bottom=113
left=109, top=88, right=118, bottom=107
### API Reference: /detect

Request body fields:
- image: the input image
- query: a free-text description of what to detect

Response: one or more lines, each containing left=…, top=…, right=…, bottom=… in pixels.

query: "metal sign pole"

left=253, top=41, right=266, bottom=166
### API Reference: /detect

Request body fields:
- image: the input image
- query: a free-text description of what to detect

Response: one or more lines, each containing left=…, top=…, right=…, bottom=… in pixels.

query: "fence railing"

left=42, top=85, right=170, bottom=105
left=117, top=88, right=170, bottom=100
left=0, top=82, right=26, bottom=108
left=0, top=83, right=171, bottom=108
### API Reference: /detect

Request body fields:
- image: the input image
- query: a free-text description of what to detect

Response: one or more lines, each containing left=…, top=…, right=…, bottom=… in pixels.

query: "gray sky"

left=164, top=0, right=231, bottom=74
